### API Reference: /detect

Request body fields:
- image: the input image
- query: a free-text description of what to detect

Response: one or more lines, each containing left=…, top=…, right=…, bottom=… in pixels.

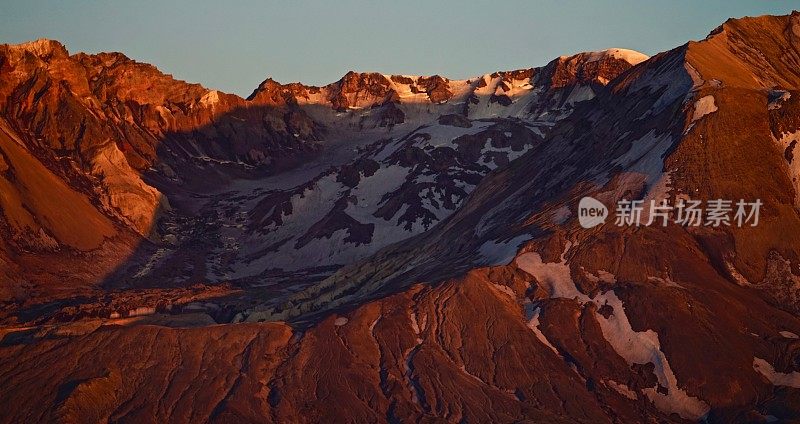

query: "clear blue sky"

left=1, top=1, right=796, bottom=96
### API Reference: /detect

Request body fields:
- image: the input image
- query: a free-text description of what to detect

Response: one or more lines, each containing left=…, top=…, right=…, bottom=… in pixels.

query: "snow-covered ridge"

left=160, top=48, right=652, bottom=287
left=583, top=48, right=650, bottom=65
left=249, top=48, right=650, bottom=113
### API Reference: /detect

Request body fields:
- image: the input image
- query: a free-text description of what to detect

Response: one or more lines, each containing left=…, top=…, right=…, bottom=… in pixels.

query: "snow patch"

left=586, top=48, right=649, bottom=65
left=775, top=130, right=800, bottom=207
left=516, top=245, right=588, bottom=301
left=564, top=85, right=595, bottom=105
left=369, top=316, right=381, bottom=336
left=459, top=365, right=489, bottom=385
left=200, top=90, right=222, bottom=108
left=409, top=312, right=421, bottom=335
left=647, top=276, right=683, bottom=289
left=725, top=261, right=751, bottom=286
left=691, top=95, right=717, bottom=122
left=128, top=307, right=156, bottom=317
left=584, top=269, right=617, bottom=284
left=769, top=90, right=791, bottom=110
left=754, top=358, right=800, bottom=388
left=551, top=206, right=571, bottom=224
left=515, top=245, right=709, bottom=420
left=492, top=283, right=516, bottom=299
left=595, top=291, right=709, bottom=420
left=524, top=304, right=560, bottom=355
left=606, top=379, right=637, bottom=400
left=609, top=130, right=674, bottom=190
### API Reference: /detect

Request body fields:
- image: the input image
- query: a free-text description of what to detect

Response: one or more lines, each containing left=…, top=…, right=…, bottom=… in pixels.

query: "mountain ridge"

left=2, top=11, right=800, bottom=423
left=0, top=35, right=648, bottom=305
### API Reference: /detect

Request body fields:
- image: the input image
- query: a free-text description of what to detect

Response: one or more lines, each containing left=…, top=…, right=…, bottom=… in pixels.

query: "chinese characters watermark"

left=578, top=196, right=762, bottom=229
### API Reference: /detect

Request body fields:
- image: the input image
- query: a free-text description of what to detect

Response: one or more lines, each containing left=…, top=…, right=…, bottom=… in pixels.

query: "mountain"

left=1, top=11, right=800, bottom=423
left=0, top=37, right=645, bottom=304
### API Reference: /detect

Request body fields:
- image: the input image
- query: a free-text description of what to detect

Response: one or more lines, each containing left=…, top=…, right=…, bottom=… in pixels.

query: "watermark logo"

left=578, top=196, right=608, bottom=228
left=577, top=197, right=762, bottom=228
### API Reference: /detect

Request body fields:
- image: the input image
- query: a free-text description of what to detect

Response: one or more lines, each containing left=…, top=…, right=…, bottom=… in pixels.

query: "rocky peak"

left=246, top=78, right=317, bottom=105
left=413, top=75, right=452, bottom=103
left=244, top=51, right=647, bottom=115
left=248, top=71, right=459, bottom=111
left=490, top=68, right=536, bottom=82
left=689, top=11, right=800, bottom=90
left=327, top=71, right=394, bottom=110
left=538, top=48, right=649, bottom=89
left=75, top=51, right=135, bottom=70
left=246, top=78, right=287, bottom=104
left=335, top=71, right=391, bottom=93
left=1, top=38, right=69, bottom=61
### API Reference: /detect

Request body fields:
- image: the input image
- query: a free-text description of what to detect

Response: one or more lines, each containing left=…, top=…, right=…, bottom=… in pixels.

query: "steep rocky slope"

left=111, top=48, right=646, bottom=293
left=0, top=39, right=321, bottom=233
left=0, top=39, right=644, bottom=305
left=0, top=39, right=323, bottom=304
left=2, top=11, right=800, bottom=424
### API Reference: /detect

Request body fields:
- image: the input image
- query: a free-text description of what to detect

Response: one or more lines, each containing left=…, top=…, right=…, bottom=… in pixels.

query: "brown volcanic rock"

left=5, top=12, right=800, bottom=424
left=0, top=39, right=325, bottom=307
left=0, top=39, right=322, bottom=234
left=0, top=266, right=671, bottom=423
left=492, top=68, right=536, bottom=81
left=538, top=49, right=647, bottom=89
left=415, top=75, right=453, bottom=103
left=0, top=119, right=116, bottom=251
left=375, top=100, right=405, bottom=127
left=245, top=55, right=633, bottom=125
left=328, top=71, right=395, bottom=111
left=246, top=78, right=319, bottom=105
left=15, top=254, right=791, bottom=421
left=686, top=12, right=800, bottom=90
left=232, top=12, right=800, bottom=421
left=666, top=12, right=800, bottom=313
left=437, top=113, right=472, bottom=128
left=0, top=322, right=294, bottom=423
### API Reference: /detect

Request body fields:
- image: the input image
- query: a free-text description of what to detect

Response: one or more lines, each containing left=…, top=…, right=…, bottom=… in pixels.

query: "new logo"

left=578, top=196, right=608, bottom=228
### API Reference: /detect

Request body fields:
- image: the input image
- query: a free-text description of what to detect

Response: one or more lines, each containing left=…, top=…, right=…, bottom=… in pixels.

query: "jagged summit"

left=2, top=37, right=649, bottom=115
left=247, top=48, right=650, bottom=111
left=1, top=38, right=68, bottom=57
left=688, top=10, right=800, bottom=90
left=589, top=48, right=649, bottom=64
left=3, top=12, right=800, bottom=423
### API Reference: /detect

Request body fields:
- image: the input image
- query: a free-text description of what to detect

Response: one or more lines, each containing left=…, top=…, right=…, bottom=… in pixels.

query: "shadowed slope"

left=2, top=12, right=800, bottom=424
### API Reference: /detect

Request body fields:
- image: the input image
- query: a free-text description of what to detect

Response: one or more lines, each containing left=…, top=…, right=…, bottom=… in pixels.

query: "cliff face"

left=0, top=39, right=327, bottom=301
left=0, top=37, right=643, bottom=303
left=0, top=39, right=322, bottom=237
left=3, top=12, right=800, bottom=423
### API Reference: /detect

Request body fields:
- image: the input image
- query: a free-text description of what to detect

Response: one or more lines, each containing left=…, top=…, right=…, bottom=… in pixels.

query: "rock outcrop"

left=3, top=12, right=800, bottom=423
